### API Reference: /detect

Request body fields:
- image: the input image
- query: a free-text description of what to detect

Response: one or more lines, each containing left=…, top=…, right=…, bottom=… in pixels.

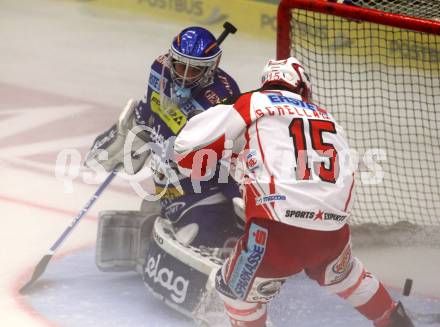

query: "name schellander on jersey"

left=175, top=89, right=356, bottom=231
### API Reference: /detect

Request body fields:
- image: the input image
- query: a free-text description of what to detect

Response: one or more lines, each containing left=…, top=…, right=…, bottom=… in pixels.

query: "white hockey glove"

left=84, top=99, right=150, bottom=174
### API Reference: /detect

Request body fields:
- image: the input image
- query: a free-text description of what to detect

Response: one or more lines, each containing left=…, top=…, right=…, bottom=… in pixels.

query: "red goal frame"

left=277, top=0, right=440, bottom=59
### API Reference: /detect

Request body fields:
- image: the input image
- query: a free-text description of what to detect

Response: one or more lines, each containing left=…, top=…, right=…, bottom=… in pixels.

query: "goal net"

left=277, top=0, right=440, bottom=226
left=338, top=0, right=440, bottom=21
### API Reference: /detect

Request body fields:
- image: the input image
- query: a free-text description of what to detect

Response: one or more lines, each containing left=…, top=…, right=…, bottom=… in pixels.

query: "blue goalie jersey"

left=134, top=54, right=241, bottom=246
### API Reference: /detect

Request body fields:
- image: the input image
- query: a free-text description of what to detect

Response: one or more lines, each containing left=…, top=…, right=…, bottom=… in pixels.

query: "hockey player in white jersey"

left=174, top=57, right=414, bottom=327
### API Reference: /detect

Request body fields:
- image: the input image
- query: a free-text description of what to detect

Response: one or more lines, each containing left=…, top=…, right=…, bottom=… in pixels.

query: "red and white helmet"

left=261, top=57, right=312, bottom=99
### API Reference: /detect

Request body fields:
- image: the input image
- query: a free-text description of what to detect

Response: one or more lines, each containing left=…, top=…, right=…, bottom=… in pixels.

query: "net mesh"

left=288, top=9, right=440, bottom=225
left=344, top=0, right=440, bottom=20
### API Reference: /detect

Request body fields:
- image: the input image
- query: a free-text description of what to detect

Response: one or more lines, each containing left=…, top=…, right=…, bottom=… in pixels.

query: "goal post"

left=277, top=0, right=440, bottom=60
left=277, top=0, right=440, bottom=226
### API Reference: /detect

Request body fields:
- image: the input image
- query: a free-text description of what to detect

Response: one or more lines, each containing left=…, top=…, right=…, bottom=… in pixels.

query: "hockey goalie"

left=84, top=25, right=244, bottom=321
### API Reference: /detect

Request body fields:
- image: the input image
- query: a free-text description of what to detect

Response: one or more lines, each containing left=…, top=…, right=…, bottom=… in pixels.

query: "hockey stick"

left=217, top=21, right=237, bottom=46
left=19, top=169, right=118, bottom=294
left=19, top=22, right=238, bottom=295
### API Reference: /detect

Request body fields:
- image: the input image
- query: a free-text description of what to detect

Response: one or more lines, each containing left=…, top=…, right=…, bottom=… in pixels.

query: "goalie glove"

left=84, top=99, right=150, bottom=174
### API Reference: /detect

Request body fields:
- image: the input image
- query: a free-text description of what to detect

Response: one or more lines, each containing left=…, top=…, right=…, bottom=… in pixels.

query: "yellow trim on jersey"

left=155, top=186, right=185, bottom=199
left=150, top=91, right=187, bottom=134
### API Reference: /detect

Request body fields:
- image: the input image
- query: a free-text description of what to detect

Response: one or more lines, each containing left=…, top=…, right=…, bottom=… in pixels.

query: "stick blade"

left=19, top=254, right=53, bottom=294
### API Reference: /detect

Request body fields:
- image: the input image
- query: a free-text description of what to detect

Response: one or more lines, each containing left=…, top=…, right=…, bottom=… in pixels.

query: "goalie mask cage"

left=277, top=0, right=440, bottom=226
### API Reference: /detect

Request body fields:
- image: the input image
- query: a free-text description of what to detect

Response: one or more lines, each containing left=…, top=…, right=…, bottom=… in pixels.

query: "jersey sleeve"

left=192, top=69, right=241, bottom=113
left=214, top=69, right=241, bottom=101
left=174, top=102, right=247, bottom=178
left=134, top=56, right=167, bottom=126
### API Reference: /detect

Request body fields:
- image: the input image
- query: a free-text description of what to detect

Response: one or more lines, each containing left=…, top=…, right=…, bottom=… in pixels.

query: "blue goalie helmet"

left=168, top=26, right=222, bottom=103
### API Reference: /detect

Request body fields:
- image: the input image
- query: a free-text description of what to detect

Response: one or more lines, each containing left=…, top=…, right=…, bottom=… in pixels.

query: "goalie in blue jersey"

left=85, top=24, right=244, bottom=320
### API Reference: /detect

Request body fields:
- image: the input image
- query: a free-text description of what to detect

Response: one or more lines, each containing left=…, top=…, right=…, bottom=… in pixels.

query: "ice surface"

left=0, top=0, right=439, bottom=326
left=26, top=248, right=440, bottom=327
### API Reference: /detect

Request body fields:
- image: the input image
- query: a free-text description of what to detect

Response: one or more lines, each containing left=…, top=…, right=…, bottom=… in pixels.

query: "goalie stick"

left=19, top=169, right=118, bottom=294
left=19, top=22, right=238, bottom=295
left=216, top=21, right=237, bottom=46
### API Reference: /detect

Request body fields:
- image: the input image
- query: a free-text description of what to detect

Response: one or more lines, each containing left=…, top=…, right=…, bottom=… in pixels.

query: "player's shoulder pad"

left=150, top=53, right=169, bottom=72
left=214, top=68, right=241, bottom=95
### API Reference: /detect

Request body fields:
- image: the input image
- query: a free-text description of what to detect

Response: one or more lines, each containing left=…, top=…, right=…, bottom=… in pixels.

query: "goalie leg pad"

left=143, top=217, right=224, bottom=317
left=95, top=208, right=159, bottom=273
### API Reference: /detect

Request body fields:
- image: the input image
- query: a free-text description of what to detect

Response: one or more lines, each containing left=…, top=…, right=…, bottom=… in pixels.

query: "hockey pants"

left=215, top=218, right=396, bottom=327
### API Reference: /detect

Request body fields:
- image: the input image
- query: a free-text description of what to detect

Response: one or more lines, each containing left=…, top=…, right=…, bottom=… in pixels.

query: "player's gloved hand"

left=84, top=99, right=150, bottom=174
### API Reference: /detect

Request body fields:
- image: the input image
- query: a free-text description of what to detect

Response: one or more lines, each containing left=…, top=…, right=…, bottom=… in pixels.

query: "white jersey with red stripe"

left=175, top=88, right=356, bottom=231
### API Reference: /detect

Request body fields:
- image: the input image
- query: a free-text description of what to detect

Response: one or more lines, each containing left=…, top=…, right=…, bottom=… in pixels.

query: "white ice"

left=0, top=0, right=438, bottom=326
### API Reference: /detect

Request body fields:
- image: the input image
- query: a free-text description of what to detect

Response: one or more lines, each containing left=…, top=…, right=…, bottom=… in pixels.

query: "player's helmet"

left=169, top=27, right=222, bottom=91
left=261, top=57, right=312, bottom=100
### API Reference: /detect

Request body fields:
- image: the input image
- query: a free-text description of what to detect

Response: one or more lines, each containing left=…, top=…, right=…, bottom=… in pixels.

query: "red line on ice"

left=0, top=193, right=97, bottom=221
left=12, top=242, right=95, bottom=327
left=0, top=193, right=97, bottom=326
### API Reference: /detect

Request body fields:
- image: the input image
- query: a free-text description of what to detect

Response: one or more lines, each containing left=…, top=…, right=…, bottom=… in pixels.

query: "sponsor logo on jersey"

left=248, top=158, right=258, bottom=169
left=228, top=224, right=268, bottom=300
left=322, top=212, right=347, bottom=222
left=149, top=73, right=161, bottom=92
left=314, top=210, right=324, bottom=221
left=256, top=194, right=286, bottom=206
left=164, top=201, right=186, bottom=218
left=156, top=54, right=168, bottom=65
left=150, top=91, right=187, bottom=134
left=285, top=210, right=315, bottom=219
left=218, top=74, right=234, bottom=96
left=181, top=101, right=196, bottom=114
left=205, top=89, right=221, bottom=105
left=267, top=94, right=317, bottom=110
left=246, top=150, right=260, bottom=171
left=255, top=104, right=330, bottom=120
left=285, top=210, right=347, bottom=222
left=149, top=150, right=184, bottom=196
left=253, top=229, right=266, bottom=245
left=148, top=69, right=167, bottom=93
left=144, top=253, right=189, bottom=304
